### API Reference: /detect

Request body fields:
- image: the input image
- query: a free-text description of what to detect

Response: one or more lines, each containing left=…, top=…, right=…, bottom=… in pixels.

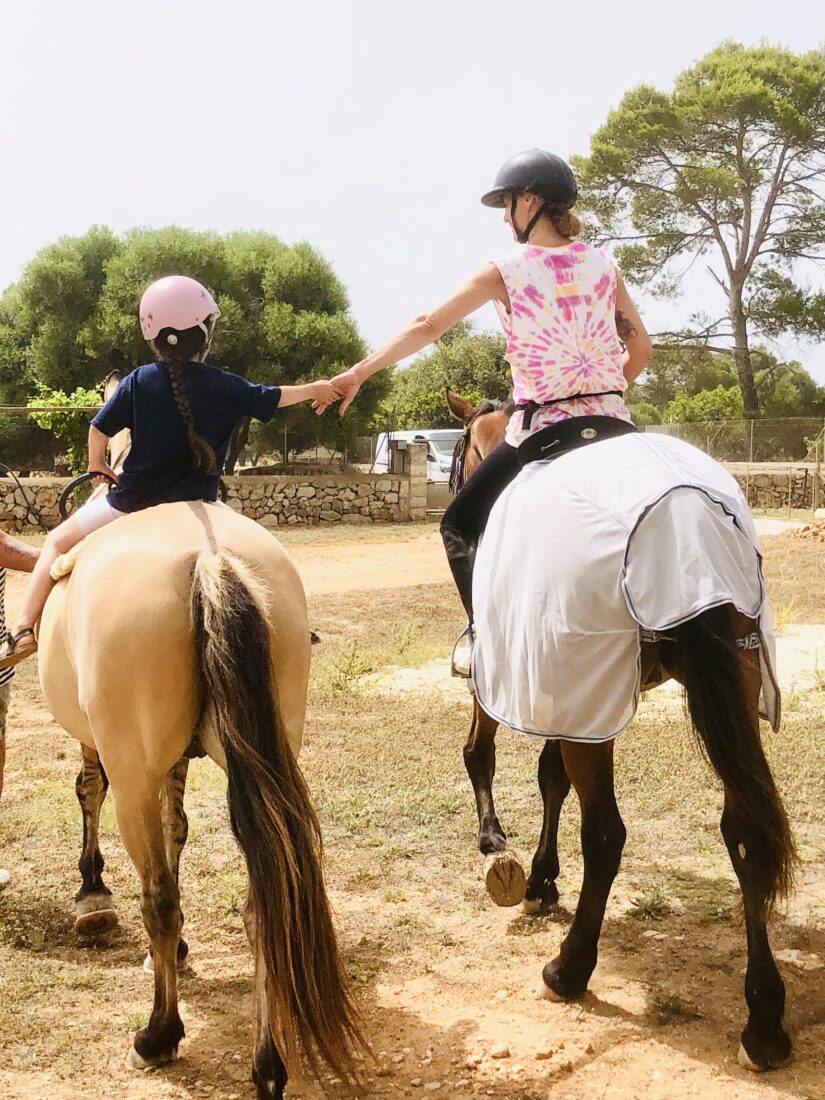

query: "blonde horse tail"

left=191, top=552, right=366, bottom=1088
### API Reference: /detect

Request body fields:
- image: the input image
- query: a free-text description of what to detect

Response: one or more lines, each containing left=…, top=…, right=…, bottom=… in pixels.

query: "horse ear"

left=103, top=370, right=122, bottom=403
left=446, top=387, right=477, bottom=425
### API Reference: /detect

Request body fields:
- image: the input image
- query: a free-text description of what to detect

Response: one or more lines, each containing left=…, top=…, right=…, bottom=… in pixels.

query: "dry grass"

left=1, top=537, right=825, bottom=1097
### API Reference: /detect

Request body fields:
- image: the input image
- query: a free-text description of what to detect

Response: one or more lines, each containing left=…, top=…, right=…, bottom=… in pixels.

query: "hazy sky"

left=1, top=0, right=822, bottom=376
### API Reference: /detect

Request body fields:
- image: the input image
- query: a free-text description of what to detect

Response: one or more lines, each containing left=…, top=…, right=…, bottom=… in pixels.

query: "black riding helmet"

left=481, top=149, right=578, bottom=244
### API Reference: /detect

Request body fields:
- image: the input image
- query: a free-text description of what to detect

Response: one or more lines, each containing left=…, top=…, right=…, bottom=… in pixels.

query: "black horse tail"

left=675, top=604, right=795, bottom=908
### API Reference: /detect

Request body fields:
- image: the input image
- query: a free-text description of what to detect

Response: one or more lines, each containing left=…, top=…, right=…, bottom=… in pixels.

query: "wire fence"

left=645, top=417, right=825, bottom=464
left=0, top=408, right=824, bottom=518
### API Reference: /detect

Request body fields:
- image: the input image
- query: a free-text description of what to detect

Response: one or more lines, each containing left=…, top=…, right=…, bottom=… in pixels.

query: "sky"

left=0, top=0, right=822, bottom=376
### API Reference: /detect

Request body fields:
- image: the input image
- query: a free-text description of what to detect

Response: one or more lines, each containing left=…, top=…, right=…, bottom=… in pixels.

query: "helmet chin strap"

left=511, top=194, right=547, bottom=244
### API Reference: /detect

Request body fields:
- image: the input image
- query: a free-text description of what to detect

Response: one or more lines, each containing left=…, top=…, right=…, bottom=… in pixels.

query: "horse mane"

left=449, top=397, right=514, bottom=494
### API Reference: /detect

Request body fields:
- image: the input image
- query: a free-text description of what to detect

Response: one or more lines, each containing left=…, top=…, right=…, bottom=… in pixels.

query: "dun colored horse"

left=38, top=376, right=366, bottom=1098
left=446, top=388, right=795, bottom=1072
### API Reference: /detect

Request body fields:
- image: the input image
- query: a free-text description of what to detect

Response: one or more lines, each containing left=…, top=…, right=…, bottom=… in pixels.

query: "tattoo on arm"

left=615, top=310, right=638, bottom=342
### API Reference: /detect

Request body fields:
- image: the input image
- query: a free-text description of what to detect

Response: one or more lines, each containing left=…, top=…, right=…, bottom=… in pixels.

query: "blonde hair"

left=551, top=207, right=582, bottom=239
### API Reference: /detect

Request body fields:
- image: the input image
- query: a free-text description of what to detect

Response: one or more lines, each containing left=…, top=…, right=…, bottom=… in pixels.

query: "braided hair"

left=151, top=322, right=218, bottom=475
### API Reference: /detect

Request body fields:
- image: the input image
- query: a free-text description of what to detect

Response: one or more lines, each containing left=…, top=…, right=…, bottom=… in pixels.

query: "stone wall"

left=0, top=442, right=431, bottom=533
left=727, top=463, right=824, bottom=512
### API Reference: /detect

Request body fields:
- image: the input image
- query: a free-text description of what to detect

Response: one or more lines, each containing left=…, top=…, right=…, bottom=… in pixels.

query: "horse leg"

left=539, top=741, right=625, bottom=1000
left=524, top=741, right=571, bottom=913
left=242, top=896, right=288, bottom=1100
left=722, top=789, right=791, bottom=1070
left=115, top=787, right=185, bottom=1069
left=142, top=756, right=191, bottom=974
left=464, top=701, right=506, bottom=854
left=74, top=745, right=118, bottom=938
left=719, top=633, right=790, bottom=1070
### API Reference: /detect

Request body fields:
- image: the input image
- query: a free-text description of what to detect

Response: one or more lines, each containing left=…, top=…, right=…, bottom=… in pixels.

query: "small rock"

left=410, top=1078, right=423, bottom=1088
left=376, top=1066, right=392, bottom=1077
left=465, top=1054, right=483, bottom=1069
left=490, top=1043, right=510, bottom=1060
left=393, top=1053, right=405, bottom=1064
left=0, top=869, right=10, bottom=892
left=585, top=1042, right=595, bottom=1055
left=534, top=1046, right=554, bottom=1061
left=776, top=948, right=823, bottom=971
left=424, top=1084, right=442, bottom=1093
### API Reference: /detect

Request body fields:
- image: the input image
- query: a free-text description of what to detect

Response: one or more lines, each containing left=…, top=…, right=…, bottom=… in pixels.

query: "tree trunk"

left=729, top=286, right=759, bottom=416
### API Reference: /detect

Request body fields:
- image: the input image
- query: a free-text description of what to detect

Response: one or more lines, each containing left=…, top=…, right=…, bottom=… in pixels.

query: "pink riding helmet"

left=139, top=275, right=221, bottom=340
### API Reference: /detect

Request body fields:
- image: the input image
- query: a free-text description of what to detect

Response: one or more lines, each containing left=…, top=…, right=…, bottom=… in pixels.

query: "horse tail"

left=675, top=604, right=795, bottom=908
left=191, top=551, right=366, bottom=1088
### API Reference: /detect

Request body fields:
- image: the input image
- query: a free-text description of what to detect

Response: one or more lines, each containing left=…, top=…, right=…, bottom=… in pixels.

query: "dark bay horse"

left=445, top=388, right=795, bottom=1072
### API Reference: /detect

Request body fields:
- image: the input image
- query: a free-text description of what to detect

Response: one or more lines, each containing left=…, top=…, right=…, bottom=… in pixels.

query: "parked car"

left=372, top=429, right=463, bottom=482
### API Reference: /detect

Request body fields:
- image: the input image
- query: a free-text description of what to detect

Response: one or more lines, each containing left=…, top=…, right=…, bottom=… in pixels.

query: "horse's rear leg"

left=720, top=633, right=790, bottom=1070
left=143, top=756, right=191, bottom=974
left=242, top=898, right=288, bottom=1100
left=722, top=789, right=791, bottom=1070
left=524, top=741, right=570, bottom=913
left=539, top=741, right=625, bottom=1000
left=115, top=788, right=185, bottom=1069
left=74, top=745, right=118, bottom=938
left=464, top=701, right=506, bottom=854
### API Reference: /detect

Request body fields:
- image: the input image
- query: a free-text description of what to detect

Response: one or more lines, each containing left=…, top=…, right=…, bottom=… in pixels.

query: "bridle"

left=449, top=400, right=509, bottom=494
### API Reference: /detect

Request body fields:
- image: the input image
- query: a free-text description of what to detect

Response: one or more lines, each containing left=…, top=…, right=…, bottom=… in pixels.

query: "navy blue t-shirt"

left=91, top=362, right=282, bottom=513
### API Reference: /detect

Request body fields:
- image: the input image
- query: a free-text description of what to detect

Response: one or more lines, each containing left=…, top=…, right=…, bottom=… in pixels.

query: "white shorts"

left=72, top=495, right=230, bottom=537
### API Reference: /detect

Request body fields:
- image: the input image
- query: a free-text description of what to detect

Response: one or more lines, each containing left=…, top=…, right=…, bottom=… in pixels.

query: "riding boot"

left=441, top=526, right=476, bottom=680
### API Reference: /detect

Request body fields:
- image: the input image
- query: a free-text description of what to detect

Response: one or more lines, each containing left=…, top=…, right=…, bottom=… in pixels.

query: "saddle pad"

left=471, top=432, right=779, bottom=742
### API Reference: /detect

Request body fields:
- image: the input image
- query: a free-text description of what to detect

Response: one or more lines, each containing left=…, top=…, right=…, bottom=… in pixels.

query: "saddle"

left=516, top=415, right=638, bottom=467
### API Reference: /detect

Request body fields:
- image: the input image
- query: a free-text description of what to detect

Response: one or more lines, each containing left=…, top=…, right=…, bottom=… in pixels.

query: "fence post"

left=746, top=418, right=753, bottom=506
left=815, top=439, right=820, bottom=519
left=787, top=465, right=793, bottom=520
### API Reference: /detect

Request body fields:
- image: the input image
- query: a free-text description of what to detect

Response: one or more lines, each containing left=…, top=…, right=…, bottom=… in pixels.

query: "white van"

left=372, top=429, right=463, bottom=482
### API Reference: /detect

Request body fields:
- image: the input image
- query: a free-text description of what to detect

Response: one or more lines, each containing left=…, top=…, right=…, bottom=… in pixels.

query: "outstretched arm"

left=318, top=264, right=507, bottom=415
left=615, top=275, right=653, bottom=384
left=0, top=530, right=38, bottom=573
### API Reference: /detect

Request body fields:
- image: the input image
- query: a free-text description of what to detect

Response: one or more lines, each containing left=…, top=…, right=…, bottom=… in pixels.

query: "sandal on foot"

left=0, top=628, right=37, bottom=670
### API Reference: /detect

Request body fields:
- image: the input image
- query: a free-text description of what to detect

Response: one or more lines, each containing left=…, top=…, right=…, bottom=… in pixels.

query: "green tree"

left=28, top=383, right=103, bottom=474
left=633, top=345, right=738, bottom=410
left=0, top=226, right=387, bottom=469
left=385, top=324, right=510, bottom=429
left=577, top=42, right=825, bottom=415
left=664, top=384, right=744, bottom=422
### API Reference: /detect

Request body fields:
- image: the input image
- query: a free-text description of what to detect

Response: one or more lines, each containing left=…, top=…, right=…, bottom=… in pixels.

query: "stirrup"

left=450, top=624, right=475, bottom=680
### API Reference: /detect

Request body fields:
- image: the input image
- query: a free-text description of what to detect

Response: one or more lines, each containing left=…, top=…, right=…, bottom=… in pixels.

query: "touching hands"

left=313, top=367, right=363, bottom=416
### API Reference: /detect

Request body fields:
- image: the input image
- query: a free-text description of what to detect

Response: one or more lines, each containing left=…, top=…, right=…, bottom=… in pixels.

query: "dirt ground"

left=1, top=521, right=825, bottom=1100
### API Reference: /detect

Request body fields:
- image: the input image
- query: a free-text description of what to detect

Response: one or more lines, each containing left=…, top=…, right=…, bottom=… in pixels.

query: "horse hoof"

left=126, top=1044, right=179, bottom=1071
left=537, top=975, right=564, bottom=1002
left=737, top=1040, right=792, bottom=1073
left=522, top=897, right=545, bottom=916
left=75, top=898, right=118, bottom=939
left=738, top=1044, right=764, bottom=1073
left=143, top=950, right=191, bottom=975
left=484, top=851, right=526, bottom=907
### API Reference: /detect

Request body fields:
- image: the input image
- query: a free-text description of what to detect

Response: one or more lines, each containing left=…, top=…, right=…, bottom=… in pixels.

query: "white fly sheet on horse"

left=472, top=432, right=779, bottom=743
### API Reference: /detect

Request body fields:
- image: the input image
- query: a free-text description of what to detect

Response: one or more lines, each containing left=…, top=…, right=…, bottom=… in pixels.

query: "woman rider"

left=315, top=149, right=653, bottom=672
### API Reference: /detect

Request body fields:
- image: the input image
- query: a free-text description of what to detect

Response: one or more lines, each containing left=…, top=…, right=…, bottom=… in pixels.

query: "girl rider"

left=0, top=275, right=340, bottom=668
left=314, top=149, right=653, bottom=672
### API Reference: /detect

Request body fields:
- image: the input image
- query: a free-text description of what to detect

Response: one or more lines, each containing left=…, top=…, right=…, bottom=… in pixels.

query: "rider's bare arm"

left=0, top=530, right=38, bottom=572
left=277, top=381, right=342, bottom=408
left=88, top=426, right=117, bottom=484
left=615, top=275, right=653, bottom=384
left=352, top=264, right=508, bottom=383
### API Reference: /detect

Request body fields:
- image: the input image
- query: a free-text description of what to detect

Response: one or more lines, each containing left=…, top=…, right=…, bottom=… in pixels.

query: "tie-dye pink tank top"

left=492, top=242, right=632, bottom=446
